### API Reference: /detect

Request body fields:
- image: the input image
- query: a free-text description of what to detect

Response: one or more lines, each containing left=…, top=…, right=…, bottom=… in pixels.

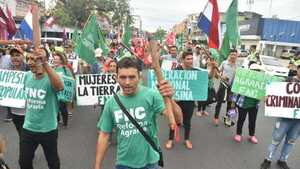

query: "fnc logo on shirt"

left=114, top=107, right=146, bottom=123
left=25, top=88, right=47, bottom=100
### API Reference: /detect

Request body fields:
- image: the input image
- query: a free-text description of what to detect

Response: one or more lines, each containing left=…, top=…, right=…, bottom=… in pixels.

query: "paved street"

left=1, top=101, right=299, bottom=169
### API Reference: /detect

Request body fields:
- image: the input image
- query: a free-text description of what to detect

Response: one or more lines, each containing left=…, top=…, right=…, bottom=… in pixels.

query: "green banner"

left=147, top=70, right=208, bottom=101
left=57, top=75, right=75, bottom=102
left=231, top=68, right=284, bottom=99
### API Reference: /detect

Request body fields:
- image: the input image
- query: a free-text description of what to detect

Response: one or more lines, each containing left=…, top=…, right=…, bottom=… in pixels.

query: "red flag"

left=6, top=4, right=17, bottom=37
left=0, top=5, right=16, bottom=38
left=0, top=6, right=7, bottom=24
left=44, top=16, right=55, bottom=27
left=165, top=32, right=176, bottom=46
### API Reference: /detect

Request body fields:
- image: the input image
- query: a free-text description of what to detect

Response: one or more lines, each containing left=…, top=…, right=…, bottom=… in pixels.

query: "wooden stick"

left=32, top=3, right=41, bottom=50
left=149, top=40, right=176, bottom=128
left=0, top=40, right=32, bottom=45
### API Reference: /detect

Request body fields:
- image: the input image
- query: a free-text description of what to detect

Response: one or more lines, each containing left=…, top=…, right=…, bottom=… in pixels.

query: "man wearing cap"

left=19, top=48, right=64, bottom=169
left=9, top=47, right=29, bottom=137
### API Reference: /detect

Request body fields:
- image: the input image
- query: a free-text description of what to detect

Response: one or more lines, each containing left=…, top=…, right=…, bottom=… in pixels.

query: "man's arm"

left=94, top=131, right=110, bottom=169
left=43, top=63, right=64, bottom=91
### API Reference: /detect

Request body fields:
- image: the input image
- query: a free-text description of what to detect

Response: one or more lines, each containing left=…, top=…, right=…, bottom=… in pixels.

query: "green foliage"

left=153, top=27, right=167, bottom=43
left=52, top=0, right=132, bottom=28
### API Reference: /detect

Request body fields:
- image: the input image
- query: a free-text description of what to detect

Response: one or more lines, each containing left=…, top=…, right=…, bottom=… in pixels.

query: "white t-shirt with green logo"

left=97, top=85, right=165, bottom=168
left=23, top=72, right=59, bottom=133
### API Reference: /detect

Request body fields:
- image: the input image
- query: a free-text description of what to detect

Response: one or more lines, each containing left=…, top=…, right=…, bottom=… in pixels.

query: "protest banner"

left=76, top=73, right=120, bottom=106
left=57, top=75, right=75, bottom=103
left=265, top=82, right=300, bottom=119
left=231, top=68, right=284, bottom=99
left=0, top=69, right=27, bottom=108
left=147, top=70, right=208, bottom=101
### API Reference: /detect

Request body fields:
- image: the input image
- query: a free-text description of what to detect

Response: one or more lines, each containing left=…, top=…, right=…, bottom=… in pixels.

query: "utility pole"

left=268, top=0, right=273, bottom=17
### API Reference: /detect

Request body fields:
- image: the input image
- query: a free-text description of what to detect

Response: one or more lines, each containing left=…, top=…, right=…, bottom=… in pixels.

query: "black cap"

left=9, top=47, right=24, bottom=55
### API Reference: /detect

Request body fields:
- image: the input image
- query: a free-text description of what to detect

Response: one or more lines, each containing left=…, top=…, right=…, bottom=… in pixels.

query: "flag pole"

left=149, top=40, right=176, bottom=129
left=32, top=3, right=41, bottom=49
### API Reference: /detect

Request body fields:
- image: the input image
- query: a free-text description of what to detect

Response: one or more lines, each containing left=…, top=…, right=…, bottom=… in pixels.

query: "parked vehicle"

left=242, top=55, right=289, bottom=77
left=280, top=49, right=295, bottom=59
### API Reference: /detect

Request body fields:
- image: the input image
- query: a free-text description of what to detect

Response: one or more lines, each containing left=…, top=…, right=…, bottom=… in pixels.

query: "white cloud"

left=130, top=0, right=300, bottom=32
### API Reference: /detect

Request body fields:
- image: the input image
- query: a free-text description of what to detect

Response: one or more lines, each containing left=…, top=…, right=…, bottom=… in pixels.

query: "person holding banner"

left=94, top=57, right=175, bottom=169
left=260, top=65, right=300, bottom=169
left=53, top=51, right=73, bottom=128
left=9, top=47, right=29, bottom=136
left=233, top=64, right=261, bottom=144
left=213, top=49, right=238, bottom=126
left=0, top=48, right=13, bottom=123
left=19, top=49, right=64, bottom=169
left=165, top=51, right=197, bottom=150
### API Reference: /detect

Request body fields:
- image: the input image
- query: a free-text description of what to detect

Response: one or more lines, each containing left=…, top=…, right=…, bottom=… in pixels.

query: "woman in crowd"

left=53, top=51, right=73, bottom=128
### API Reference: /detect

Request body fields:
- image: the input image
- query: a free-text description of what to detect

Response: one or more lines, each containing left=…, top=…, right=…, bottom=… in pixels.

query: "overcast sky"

left=130, top=0, right=300, bottom=32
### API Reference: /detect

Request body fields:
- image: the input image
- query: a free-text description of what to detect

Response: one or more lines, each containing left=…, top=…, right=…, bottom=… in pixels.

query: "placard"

left=76, top=74, right=120, bottom=105
left=265, top=82, right=300, bottom=119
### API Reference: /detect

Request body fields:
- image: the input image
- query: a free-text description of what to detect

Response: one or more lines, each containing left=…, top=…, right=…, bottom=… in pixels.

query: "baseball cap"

left=9, top=47, right=24, bottom=55
left=95, top=48, right=103, bottom=58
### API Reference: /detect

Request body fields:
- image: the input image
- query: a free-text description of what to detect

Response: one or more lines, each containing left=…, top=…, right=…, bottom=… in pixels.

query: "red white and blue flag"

left=19, top=9, right=33, bottom=40
left=197, top=0, right=221, bottom=49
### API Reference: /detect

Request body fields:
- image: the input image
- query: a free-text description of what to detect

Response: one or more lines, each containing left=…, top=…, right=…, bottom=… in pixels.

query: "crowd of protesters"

left=0, top=36, right=299, bottom=169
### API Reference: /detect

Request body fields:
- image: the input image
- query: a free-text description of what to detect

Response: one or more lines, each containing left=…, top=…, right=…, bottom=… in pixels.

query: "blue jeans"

left=266, top=118, right=300, bottom=161
left=116, top=163, right=159, bottom=169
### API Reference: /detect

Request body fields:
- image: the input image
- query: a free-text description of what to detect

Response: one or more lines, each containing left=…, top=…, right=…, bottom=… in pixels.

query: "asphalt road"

left=1, top=102, right=299, bottom=169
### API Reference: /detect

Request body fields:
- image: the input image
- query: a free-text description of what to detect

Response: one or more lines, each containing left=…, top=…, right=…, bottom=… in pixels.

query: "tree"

left=52, top=0, right=132, bottom=28
left=153, top=27, right=167, bottom=43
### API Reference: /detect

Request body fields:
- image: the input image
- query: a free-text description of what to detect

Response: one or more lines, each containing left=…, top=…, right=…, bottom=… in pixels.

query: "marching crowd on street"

left=0, top=36, right=300, bottom=169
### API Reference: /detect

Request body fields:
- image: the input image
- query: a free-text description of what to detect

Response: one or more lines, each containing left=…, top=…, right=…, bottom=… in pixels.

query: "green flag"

left=75, top=14, right=100, bottom=65
left=219, top=0, right=240, bottom=63
left=225, top=0, right=240, bottom=46
left=219, top=32, right=230, bottom=63
left=98, top=27, right=109, bottom=56
left=176, top=33, right=184, bottom=52
left=209, top=48, right=221, bottom=63
left=120, top=17, right=132, bottom=58
left=122, top=17, right=132, bottom=48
